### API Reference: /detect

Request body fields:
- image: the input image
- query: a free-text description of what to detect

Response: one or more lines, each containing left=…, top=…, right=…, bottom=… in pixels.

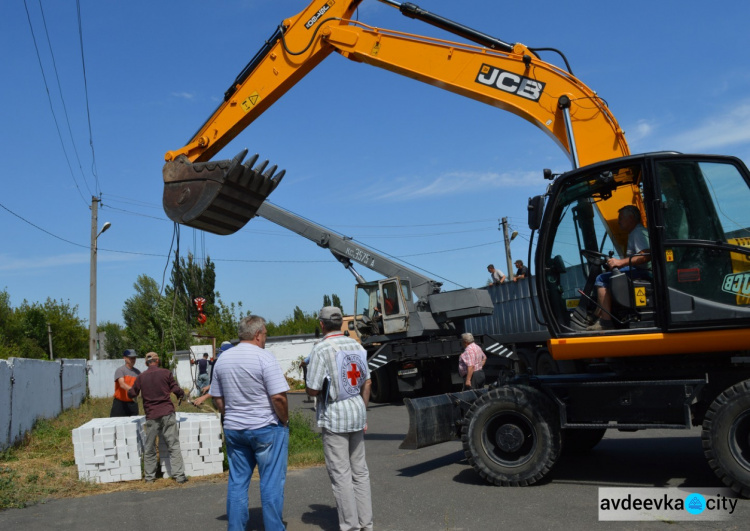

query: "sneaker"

left=176, top=476, right=188, bottom=484
left=587, top=319, right=613, bottom=331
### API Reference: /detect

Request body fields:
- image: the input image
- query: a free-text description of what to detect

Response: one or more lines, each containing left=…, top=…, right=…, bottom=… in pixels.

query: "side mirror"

left=528, top=195, right=545, bottom=231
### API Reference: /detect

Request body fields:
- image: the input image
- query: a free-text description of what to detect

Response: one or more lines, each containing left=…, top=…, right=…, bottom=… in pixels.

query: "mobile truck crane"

left=161, top=0, right=750, bottom=494
left=251, top=200, right=497, bottom=402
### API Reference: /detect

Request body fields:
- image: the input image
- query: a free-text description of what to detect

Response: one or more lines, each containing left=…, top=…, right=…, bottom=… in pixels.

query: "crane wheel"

left=702, top=379, right=750, bottom=497
left=370, top=366, right=395, bottom=403
left=461, top=385, right=561, bottom=486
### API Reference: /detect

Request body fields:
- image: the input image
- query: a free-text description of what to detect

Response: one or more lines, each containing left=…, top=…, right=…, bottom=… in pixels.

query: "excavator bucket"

left=163, top=149, right=285, bottom=235
left=400, top=389, right=484, bottom=450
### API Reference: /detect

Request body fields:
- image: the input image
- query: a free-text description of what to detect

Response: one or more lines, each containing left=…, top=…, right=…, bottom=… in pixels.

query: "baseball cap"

left=219, top=341, right=233, bottom=353
left=145, top=352, right=159, bottom=363
left=319, top=306, right=343, bottom=321
left=123, top=349, right=137, bottom=358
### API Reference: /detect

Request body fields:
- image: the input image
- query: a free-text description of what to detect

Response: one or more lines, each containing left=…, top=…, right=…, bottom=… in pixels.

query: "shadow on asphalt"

left=367, top=401, right=405, bottom=409
left=396, top=449, right=465, bottom=477
left=550, top=435, right=720, bottom=489
left=298, top=504, right=339, bottom=530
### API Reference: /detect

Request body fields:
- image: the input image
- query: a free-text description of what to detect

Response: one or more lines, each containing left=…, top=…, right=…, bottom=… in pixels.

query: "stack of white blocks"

left=72, top=417, right=143, bottom=483
left=155, top=412, right=224, bottom=478
left=73, top=413, right=223, bottom=482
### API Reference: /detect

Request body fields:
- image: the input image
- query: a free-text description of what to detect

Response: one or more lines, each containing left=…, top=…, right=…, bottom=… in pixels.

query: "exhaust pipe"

left=163, top=149, right=285, bottom=235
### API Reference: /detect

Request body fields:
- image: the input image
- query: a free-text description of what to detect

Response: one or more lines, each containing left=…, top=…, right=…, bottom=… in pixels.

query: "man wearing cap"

left=210, top=316, right=289, bottom=531
left=128, top=352, right=188, bottom=484
left=110, top=349, right=141, bottom=417
left=306, top=306, right=373, bottom=531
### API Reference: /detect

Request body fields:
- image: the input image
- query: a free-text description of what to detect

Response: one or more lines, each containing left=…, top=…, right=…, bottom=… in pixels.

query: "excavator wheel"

left=702, top=379, right=750, bottom=497
left=163, top=149, right=284, bottom=235
left=461, top=385, right=561, bottom=486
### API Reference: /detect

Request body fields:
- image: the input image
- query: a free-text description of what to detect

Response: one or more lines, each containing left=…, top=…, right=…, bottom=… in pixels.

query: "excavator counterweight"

left=162, top=149, right=284, bottom=235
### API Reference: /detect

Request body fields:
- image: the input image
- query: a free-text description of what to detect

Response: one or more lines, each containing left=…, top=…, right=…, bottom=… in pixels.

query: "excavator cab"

left=534, top=153, right=750, bottom=339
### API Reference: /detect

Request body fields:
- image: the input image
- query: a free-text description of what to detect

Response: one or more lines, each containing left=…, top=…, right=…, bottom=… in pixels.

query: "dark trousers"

left=110, top=398, right=139, bottom=417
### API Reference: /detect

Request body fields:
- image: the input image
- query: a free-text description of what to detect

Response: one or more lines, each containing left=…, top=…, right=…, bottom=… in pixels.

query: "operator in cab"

left=589, top=205, right=651, bottom=330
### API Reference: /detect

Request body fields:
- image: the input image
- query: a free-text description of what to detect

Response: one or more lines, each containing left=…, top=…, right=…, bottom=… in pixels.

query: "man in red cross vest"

left=305, top=306, right=373, bottom=531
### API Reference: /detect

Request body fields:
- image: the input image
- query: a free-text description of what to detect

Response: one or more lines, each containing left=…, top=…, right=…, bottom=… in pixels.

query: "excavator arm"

left=163, top=0, right=631, bottom=236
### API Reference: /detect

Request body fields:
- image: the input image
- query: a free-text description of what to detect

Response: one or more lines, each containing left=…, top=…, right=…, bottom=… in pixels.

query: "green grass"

left=0, top=395, right=324, bottom=510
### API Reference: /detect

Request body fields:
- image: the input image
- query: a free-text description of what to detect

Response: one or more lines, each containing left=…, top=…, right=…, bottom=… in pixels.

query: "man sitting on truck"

left=487, top=264, right=507, bottom=285
left=589, top=204, right=651, bottom=330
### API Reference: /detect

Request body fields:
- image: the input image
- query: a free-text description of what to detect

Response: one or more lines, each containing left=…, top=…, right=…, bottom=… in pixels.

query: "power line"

left=23, top=0, right=89, bottom=207
left=37, top=0, right=94, bottom=198
left=76, top=0, right=101, bottom=196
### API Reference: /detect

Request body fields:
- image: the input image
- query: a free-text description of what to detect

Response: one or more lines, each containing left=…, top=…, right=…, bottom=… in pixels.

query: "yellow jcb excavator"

left=162, top=0, right=750, bottom=496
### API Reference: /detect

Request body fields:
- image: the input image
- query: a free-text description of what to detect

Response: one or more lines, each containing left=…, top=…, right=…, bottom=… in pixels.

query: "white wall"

left=87, top=359, right=147, bottom=399
left=266, top=337, right=319, bottom=379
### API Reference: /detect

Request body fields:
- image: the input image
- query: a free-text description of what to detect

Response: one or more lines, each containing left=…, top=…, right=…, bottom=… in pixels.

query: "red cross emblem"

left=347, top=363, right=361, bottom=386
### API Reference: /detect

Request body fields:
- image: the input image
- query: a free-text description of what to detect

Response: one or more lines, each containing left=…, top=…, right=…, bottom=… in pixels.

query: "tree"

left=323, top=294, right=331, bottom=307
left=122, top=275, right=192, bottom=362
left=193, top=293, right=249, bottom=345
left=267, top=306, right=319, bottom=336
left=0, top=290, right=87, bottom=359
left=99, top=321, right=127, bottom=359
left=170, top=252, right=216, bottom=326
left=331, top=294, right=344, bottom=314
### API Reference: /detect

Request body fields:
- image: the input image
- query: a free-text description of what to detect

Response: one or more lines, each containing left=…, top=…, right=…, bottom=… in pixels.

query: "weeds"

left=0, top=395, right=324, bottom=510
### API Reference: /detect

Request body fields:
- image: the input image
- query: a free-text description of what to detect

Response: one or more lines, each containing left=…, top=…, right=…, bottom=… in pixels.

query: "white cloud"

left=667, top=103, right=750, bottom=151
left=625, top=119, right=657, bottom=144
left=372, top=169, right=541, bottom=201
left=0, top=253, right=89, bottom=272
left=171, top=92, right=195, bottom=100
left=0, top=252, right=141, bottom=272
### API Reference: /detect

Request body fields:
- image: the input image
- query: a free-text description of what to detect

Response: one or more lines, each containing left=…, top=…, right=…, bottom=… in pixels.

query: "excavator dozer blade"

left=400, top=390, right=484, bottom=450
left=163, top=149, right=285, bottom=235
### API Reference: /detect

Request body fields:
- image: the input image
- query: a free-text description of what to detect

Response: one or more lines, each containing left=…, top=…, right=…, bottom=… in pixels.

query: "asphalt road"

left=1, top=392, right=748, bottom=530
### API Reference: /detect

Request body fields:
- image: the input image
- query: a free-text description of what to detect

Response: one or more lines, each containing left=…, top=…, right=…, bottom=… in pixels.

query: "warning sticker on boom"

left=241, top=92, right=260, bottom=112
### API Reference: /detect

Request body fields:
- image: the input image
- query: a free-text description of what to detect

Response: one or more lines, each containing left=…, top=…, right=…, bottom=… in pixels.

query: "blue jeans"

left=595, top=266, right=651, bottom=288
left=225, top=425, right=289, bottom=531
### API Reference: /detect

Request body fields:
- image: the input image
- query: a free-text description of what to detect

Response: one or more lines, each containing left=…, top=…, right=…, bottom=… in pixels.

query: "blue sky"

left=3, top=0, right=750, bottom=328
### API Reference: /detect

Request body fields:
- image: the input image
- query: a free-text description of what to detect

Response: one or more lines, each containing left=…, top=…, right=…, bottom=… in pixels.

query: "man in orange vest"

left=110, top=349, right=141, bottom=417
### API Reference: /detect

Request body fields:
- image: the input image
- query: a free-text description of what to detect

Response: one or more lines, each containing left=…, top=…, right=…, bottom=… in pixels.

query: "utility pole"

left=47, top=323, right=54, bottom=360
left=89, top=197, right=111, bottom=360
left=501, top=217, right=514, bottom=281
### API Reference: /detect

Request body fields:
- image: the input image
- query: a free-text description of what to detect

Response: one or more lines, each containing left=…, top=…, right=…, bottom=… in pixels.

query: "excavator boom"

left=163, top=0, right=630, bottom=237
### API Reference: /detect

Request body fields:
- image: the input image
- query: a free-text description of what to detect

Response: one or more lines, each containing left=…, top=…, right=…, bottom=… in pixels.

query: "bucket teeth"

left=162, top=150, right=285, bottom=235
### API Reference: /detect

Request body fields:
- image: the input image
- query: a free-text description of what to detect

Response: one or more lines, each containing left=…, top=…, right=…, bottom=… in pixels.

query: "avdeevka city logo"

left=598, top=487, right=736, bottom=521
left=685, top=493, right=706, bottom=515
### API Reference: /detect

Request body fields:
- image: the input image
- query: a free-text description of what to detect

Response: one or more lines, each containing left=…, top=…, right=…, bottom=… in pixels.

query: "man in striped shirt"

left=210, top=315, right=289, bottom=531
left=306, top=306, right=373, bottom=531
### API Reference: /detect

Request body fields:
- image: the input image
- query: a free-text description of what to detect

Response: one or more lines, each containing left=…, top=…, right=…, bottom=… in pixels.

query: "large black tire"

left=461, top=385, right=561, bottom=486
left=702, top=380, right=750, bottom=497
left=370, top=366, right=394, bottom=403
left=562, top=428, right=606, bottom=454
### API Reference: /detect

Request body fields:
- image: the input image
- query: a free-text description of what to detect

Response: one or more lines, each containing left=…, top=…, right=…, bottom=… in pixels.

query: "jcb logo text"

left=305, top=0, right=335, bottom=29
left=475, top=64, right=545, bottom=102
